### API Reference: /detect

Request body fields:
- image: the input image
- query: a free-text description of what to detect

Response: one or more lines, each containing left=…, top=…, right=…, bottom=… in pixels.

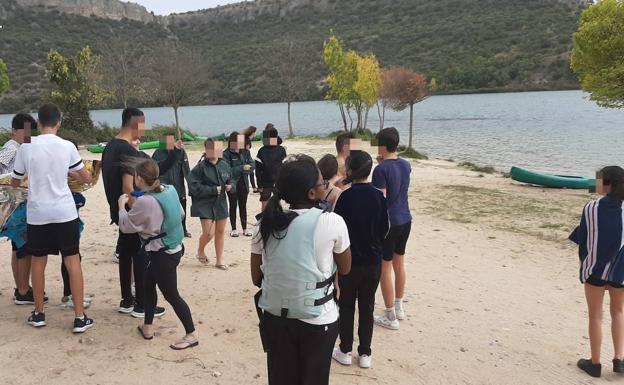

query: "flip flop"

left=137, top=325, right=154, bottom=340
left=170, top=339, right=199, bottom=350
left=196, top=254, right=209, bottom=264
left=215, top=264, right=229, bottom=271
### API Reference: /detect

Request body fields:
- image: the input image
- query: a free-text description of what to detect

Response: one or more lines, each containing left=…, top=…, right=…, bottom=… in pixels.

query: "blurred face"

left=230, top=135, right=245, bottom=150
left=595, top=172, right=611, bottom=195
left=344, top=138, right=361, bottom=153
left=130, top=116, right=145, bottom=141
left=309, top=170, right=327, bottom=202
left=205, top=141, right=223, bottom=160
left=14, top=123, right=32, bottom=144
left=163, top=134, right=175, bottom=150
left=263, top=132, right=278, bottom=146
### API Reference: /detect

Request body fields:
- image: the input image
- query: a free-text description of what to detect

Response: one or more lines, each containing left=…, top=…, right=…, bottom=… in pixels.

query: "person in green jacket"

left=223, top=131, right=255, bottom=237
left=189, top=139, right=233, bottom=270
left=152, top=132, right=192, bottom=238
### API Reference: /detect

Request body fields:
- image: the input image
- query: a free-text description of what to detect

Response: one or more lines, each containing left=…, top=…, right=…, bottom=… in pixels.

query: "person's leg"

left=11, top=251, right=18, bottom=289
left=338, top=268, right=358, bottom=355
left=61, top=258, right=71, bottom=297
left=180, top=197, right=188, bottom=234
left=357, top=265, right=381, bottom=357
left=16, top=254, right=32, bottom=296
left=62, top=254, right=85, bottom=317
left=380, top=260, right=395, bottom=309
left=264, top=314, right=300, bottom=385
left=585, top=283, right=606, bottom=363
left=238, top=179, right=249, bottom=231
left=300, top=320, right=340, bottom=385
left=392, top=254, right=406, bottom=306
left=215, top=218, right=227, bottom=266
left=118, top=232, right=134, bottom=303
left=608, top=287, right=624, bottom=360
left=228, top=191, right=238, bottom=232
left=142, top=260, right=158, bottom=335
left=31, top=256, right=47, bottom=313
left=197, top=219, right=215, bottom=260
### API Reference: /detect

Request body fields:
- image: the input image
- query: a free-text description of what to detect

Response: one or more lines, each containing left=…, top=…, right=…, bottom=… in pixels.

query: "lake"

left=1, top=90, right=622, bottom=175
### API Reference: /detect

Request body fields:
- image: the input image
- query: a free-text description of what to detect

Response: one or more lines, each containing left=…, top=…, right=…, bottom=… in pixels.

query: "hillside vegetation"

left=0, top=0, right=583, bottom=113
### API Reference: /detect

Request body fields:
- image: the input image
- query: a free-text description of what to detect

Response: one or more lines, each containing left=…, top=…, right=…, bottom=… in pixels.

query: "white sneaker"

left=332, top=347, right=352, bottom=366
left=60, top=295, right=91, bottom=309
left=395, top=307, right=406, bottom=320
left=243, top=229, right=253, bottom=237
left=230, top=230, right=239, bottom=238
left=113, top=251, right=119, bottom=264
left=375, top=314, right=399, bottom=330
left=359, top=354, right=372, bottom=369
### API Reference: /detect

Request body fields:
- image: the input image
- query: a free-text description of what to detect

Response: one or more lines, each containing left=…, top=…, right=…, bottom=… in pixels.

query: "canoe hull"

left=510, top=166, right=595, bottom=189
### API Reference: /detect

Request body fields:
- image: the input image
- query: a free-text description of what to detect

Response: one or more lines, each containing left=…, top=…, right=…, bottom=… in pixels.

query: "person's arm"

left=0, top=145, right=17, bottom=169
left=10, top=146, right=26, bottom=187
left=188, top=165, right=220, bottom=198
left=379, top=194, right=390, bottom=239
left=244, top=150, right=255, bottom=173
left=182, top=149, right=191, bottom=179
left=223, top=150, right=245, bottom=179
left=118, top=195, right=151, bottom=234
left=255, top=148, right=265, bottom=188
left=155, top=148, right=181, bottom=175
left=251, top=253, right=263, bottom=288
left=330, top=214, right=352, bottom=275
left=569, top=203, right=589, bottom=246
left=66, top=144, right=92, bottom=184
left=372, top=166, right=387, bottom=197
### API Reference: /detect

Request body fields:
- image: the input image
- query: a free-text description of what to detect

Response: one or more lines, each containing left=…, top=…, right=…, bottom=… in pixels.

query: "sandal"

left=170, top=337, right=199, bottom=350
left=215, top=264, right=229, bottom=271
left=137, top=325, right=154, bottom=340
left=196, top=254, right=209, bottom=264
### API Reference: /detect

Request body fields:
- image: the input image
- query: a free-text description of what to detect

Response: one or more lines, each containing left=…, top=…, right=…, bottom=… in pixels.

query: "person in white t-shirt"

left=11, top=104, right=94, bottom=333
left=251, top=154, right=351, bottom=385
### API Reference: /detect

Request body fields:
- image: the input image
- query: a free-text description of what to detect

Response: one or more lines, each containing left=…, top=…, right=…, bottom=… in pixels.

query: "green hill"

left=0, top=0, right=584, bottom=113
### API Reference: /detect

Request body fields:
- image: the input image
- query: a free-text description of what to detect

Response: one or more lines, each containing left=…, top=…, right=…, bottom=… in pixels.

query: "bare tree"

left=275, top=40, right=307, bottom=137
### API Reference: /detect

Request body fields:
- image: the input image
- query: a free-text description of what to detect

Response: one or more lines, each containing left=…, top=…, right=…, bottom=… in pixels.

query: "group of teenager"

left=250, top=127, right=413, bottom=385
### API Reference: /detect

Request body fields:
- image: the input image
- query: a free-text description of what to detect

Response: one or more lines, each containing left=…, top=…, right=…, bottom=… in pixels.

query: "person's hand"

left=216, top=186, right=222, bottom=194
left=118, top=194, right=129, bottom=210
left=243, top=165, right=251, bottom=171
left=225, top=184, right=232, bottom=192
left=174, top=140, right=183, bottom=150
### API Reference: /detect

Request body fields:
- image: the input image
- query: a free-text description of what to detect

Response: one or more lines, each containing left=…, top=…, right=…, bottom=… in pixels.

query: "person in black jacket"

left=255, top=128, right=287, bottom=212
left=223, top=132, right=255, bottom=237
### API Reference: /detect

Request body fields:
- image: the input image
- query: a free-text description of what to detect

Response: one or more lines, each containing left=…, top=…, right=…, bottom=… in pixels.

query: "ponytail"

left=259, top=193, right=298, bottom=248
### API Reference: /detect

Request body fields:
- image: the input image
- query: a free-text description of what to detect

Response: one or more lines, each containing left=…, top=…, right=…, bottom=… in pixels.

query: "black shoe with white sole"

left=577, top=358, right=601, bottom=378
left=131, top=306, right=166, bottom=319
left=15, top=288, right=49, bottom=305
left=119, top=299, right=135, bottom=314
left=27, top=311, right=46, bottom=328
left=73, top=314, right=94, bottom=333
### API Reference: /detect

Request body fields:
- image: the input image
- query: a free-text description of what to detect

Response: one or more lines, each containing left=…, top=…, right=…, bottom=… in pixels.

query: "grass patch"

left=399, top=147, right=428, bottom=160
left=459, top=162, right=496, bottom=174
left=539, top=223, right=565, bottom=230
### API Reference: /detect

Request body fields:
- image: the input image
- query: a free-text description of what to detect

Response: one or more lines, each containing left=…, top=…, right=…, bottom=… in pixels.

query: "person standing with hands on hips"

left=189, top=139, right=233, bottom=270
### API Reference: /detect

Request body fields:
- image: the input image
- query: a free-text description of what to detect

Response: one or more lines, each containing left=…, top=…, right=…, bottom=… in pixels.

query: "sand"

left=0, top=138, right=616, bottom=385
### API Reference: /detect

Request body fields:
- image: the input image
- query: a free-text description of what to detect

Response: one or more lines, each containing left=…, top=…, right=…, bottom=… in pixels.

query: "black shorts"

left=27, top=219, right=80, bottom=258
left=260, top=187, right=274, bottom=202
left=383, top=222, right=411, bottom=261
left=586, top=275, right=624, bottom=289
left=11, top=242, right=30, bottom=259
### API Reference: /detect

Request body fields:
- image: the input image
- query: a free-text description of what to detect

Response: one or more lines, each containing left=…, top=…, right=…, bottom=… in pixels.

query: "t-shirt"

left=11, top=134, right=83, bottom=225
left=334, top=183, right=389, bottom=266
left=372, top=158, right=412, bottom=227
left=102, top=138, right=140, bottom=224
left=0, top=139, right=20, bottom=175
left=251, top=209, right=350, bottom=325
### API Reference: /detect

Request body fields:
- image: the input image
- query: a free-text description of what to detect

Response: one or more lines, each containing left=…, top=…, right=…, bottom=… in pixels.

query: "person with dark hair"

left=255, top=128, right=287, bottom=212
left=223, top=132, right=255, bottom=237
left=317, top=154, right=342, bottom=212
left=251, top=154, right=352, bottom=385
left=118, top=158, right=198, bottom=350
left=570, top=165, right=624, bottom=378
left=332, top=150, right=388, bottom=369
left=244, top=126, right=259, bottom=193
left=152, top=131, right=192, bottom=238
left=0, top=113, right=44, bottom=306
left=372, top=127, right=412, bottom=331
left=189, top=139, right=233, bottom=270
left=335, top=132, right=356, bottom=185
left=11, top=103, right=93, bottom=332
left=102, top=107, right=175, bottom=317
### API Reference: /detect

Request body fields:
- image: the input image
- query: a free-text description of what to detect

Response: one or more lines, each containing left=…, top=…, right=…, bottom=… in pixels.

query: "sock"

left=385, top=307, right=397, bottom=321
left=395, top=298, right=404, bottom=311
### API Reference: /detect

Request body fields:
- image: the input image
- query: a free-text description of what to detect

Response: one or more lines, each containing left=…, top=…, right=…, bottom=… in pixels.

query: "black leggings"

left=144, top=248, right=195, bottom=334
left=228, top=177, right=249, bottom=230
left=118, top=231, right=145, bottom=307
left=180, top=197, right=188, bottom=234
left=249, top=172, right=257, bottom=189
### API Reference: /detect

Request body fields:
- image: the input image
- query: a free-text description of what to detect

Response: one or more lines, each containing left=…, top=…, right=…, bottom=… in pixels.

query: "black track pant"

left=118, top=231, right=144, bottom=307
left=144, top=248, right=195, bottom=334
left=180, top=197, right=188, bottom=233
left=263, top=312, right=339, bottom=385
left=228, top=178, right=249, bottom=231
left=249, top=172, right=257, bottom=189
left=338, top=264, right=381, bottom=356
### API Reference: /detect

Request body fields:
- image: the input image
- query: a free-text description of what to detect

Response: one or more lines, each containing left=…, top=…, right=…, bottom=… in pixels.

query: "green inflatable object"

left=510, top=166, right=595, bottom=189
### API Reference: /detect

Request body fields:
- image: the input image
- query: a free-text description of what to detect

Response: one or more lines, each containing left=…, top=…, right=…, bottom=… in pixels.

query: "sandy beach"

left=0, top=138, right=614, bottom=385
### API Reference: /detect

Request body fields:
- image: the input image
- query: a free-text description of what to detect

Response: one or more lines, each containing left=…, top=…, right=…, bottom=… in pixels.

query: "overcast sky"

left=130, top=0, right=244, bottom=15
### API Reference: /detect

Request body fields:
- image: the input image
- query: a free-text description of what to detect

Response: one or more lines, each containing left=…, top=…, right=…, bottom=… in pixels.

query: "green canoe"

left=87, top=140, right=162, bottom=154
left=510, top=166, right=595, bottom=189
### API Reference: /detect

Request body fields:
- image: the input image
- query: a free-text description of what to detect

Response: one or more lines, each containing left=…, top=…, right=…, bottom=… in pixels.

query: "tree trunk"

left=287, top=101, right=294, bottom=137
left=174, top=105, right=181, bottom=139
left=376, top=102, right=383, bottom=131
left=338, top=103, right=348, bottom=131
left=382, top=104, right=386, bottom=131
left=408, top=103, right=414, bottom=150
left=363, top=107, right=369, bottom=132
left=347, top=108, right=354, bottom=131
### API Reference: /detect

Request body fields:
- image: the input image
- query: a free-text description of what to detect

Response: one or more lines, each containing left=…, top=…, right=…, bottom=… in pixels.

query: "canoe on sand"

left=510, top=166, right=595, bottom=189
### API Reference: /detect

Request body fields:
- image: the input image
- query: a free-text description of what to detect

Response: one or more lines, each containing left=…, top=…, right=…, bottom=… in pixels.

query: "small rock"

left=460, top=347, right=468, bottom=353
left=254, top=374, right=261, bottom=379
left=198, top=320, right=204, bottom=325
left=212, top=371, right=222, bottom=378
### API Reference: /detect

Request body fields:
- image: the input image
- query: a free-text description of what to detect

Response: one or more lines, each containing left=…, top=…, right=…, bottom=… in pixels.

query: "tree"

left=148, top=43, right=207, bottom=138
left=276, top=40, right=308, bottom=137
left=323, top=34, right=358, bottom=131
left=384, top=66, right=430, bottom=151
left=46, top=46, right=107, bottom=133
left=353, top=54, right=381, bottom=131
left=0, top=59, right=9, bottom=96
left=377, top=68, right=392, bottom=131
left=571, top=0, right=624, bottom=108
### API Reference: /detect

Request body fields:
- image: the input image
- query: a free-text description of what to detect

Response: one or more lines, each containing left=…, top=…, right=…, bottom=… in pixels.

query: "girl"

left=250, top=154, right=352, bottom=385
left=332, top=150, right=389, bottom=369
left=223, top=131, right=255, bottom=237
left=244, top=126, right=259, bottom=193
left=317, top=154, right=343, bottom=212
left=189, top=139, right=233, bottom=270
left=570, top=165, right=624, bottom=377
left=118, top=158, right=198, bottom=350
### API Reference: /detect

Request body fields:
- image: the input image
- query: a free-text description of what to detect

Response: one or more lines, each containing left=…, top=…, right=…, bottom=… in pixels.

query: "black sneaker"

left=577, top=358, right=601, bottom=378
left=27, top=311, right=46, bottom=328
left=614, top=358, right=624, bottom=373
left=118, top=299, right=134, bottom=314
left=131, top=306, right=166, bottom=319
left=15, top=288, right=48, bottom=305
left=73, top=314, right=94, bottom=333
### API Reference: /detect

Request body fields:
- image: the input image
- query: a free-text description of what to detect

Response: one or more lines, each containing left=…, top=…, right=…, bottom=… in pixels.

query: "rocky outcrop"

left=13, top=0, right=157, bottom=22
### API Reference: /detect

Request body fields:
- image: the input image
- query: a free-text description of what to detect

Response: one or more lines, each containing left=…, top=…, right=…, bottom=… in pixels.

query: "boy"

left=11, top=104, right=93, bottom=332
left=372, top=127, right=412, bottom=330
left=255, top=128, right=286, bottom=211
